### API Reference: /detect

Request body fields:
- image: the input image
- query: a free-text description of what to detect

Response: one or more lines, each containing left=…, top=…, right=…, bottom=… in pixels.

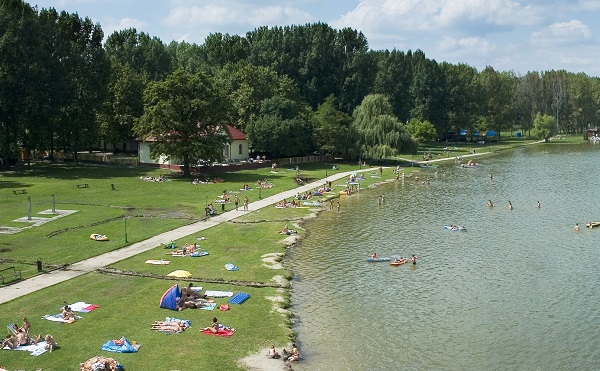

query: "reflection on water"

left=288, top=144, right=600, bottom=370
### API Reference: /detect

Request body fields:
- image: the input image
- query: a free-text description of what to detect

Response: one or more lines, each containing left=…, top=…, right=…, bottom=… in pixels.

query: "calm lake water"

left=287, top=142, right=600, bottom=371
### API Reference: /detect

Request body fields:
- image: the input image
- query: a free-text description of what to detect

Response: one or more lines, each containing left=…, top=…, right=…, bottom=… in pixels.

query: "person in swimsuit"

left=411, top=254, right=418, bottom=265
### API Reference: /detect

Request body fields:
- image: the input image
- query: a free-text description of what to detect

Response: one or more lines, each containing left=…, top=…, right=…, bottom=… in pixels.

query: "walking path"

left=0, top=169, right=367, bottom=305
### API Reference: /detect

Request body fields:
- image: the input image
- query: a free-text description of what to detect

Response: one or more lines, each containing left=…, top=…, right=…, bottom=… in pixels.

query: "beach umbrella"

left=167, top=270, right=192, bottom=278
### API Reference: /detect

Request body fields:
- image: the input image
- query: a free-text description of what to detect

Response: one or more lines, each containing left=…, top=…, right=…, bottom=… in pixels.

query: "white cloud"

left=164, top=2, right=314, bottom=29
left=102, top=17, right=147, bottom=37
left=531, top=19, right=593, bottom=46
left=333, top=0, right=547, bottom=35
left=576, top=0, right=600, bottom=11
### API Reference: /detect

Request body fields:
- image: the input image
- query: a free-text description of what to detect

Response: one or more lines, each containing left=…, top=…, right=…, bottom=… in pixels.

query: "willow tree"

left=351, top=94, right=417, bottom=160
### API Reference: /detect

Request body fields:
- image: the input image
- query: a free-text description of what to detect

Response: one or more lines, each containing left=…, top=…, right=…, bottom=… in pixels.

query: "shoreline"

left=238, top=146, right=531, bottom=370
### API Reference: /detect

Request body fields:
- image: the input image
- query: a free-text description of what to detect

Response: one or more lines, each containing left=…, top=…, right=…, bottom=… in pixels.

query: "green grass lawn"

left=0, top=159, right=410, bottom=370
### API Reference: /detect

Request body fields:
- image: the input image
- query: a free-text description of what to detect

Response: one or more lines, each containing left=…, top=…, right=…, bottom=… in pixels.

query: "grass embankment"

left=0, top=161, right=413, bottom=370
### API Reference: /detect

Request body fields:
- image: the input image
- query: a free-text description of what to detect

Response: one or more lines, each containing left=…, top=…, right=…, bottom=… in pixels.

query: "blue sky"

left=30, top=0, right=600, bottom=77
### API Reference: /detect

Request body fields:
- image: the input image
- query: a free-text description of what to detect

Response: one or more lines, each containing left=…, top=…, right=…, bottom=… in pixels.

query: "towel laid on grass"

left=68, top=302, right=100, bottom=313
left=145, top=259, right=170, bottom=265
left=2, top=341, right=48, bottom=356
left=204, top=290, right=234, bottom=298
left=42, top=314, right=82, bottom=323
left=201, top=328, right=235, bottom=337
left=199, top=303, right=216, bottom=311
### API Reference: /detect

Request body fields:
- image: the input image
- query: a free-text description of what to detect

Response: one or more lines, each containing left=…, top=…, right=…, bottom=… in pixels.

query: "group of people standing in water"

left=486, top=200, right=541, bottom=210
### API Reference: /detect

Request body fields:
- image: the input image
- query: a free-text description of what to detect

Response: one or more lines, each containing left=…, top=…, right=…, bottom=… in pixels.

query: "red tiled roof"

left=226, top=125, right=246, bottom=141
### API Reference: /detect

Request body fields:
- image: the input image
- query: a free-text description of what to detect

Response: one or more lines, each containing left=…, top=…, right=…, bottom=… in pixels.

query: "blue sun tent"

left=101, top=337, right=140, bottom=353
left=159, top=284, right=181, bottom=311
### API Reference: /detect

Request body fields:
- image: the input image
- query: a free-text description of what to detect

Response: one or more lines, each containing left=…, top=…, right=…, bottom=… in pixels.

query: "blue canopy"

left=484, top=130, right=497, bottom=137
left=459, top=130, right=468, bottom=136
left=159, top=283, right=180, bottom=311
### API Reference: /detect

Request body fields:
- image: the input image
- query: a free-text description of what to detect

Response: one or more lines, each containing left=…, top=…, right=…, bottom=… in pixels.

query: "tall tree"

left=313, top=94, right=353, bottom=157
left=352, top=94, right=417, bottom=160
left=135, top=69, right=228, bottom=176
left=215, top=62, right=301, bottom=131
left=0, top=0, right=41, bottom=166
left=245, top=96, right=314, bottom=158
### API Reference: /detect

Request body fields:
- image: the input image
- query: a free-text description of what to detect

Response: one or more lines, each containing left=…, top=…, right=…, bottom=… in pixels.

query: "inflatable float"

left=90, top=233, right=109, bottom=241
left=390, top=259, right=407, bottom=266
left=367, top=257, right=391, bottom=262
left=444, top=225, right=467, bottom=231
left=586, top=221, right=600, bottom=229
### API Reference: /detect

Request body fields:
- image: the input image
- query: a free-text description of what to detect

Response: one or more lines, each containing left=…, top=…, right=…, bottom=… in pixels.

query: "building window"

left=238, top=144, right=243, bottom=155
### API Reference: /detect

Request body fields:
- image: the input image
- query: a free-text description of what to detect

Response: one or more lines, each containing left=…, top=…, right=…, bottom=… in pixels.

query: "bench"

left=12, top=189, right=26, bottom=195
left=0, top=266, right=22, bottom=284
left=77, top=184, right=89, bottom=188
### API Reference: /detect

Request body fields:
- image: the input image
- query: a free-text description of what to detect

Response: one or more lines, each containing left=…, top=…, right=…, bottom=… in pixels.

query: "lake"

left=287, top=142, right=600, bottom=370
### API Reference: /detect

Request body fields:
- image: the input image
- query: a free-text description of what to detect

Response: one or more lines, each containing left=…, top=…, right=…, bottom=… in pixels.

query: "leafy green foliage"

left=352, top=94, right=417, bottom=159
left=135, top=69, right=229, bottom=175
left=533, top=113, right=555, bottom=140
left=406, top=118, right=438, bottom=144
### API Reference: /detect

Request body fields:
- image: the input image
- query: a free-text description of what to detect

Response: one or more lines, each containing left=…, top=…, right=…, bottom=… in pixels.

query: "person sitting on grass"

left=201, top=317, right=219, bottom=333
left=15, top=328, right=37, bottom=346
left=1, top=334, right=19, bottom=349
left=44, top=334, right=56, bottom=352
left=61, top=303, right=75, bottom=321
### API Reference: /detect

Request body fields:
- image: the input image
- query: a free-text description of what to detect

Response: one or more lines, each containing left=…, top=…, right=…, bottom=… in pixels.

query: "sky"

left=30, top=0, right=600, bottom=77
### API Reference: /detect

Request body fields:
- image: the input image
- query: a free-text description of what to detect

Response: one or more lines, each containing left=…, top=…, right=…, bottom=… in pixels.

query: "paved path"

left=0, top=169, right=365, bottom=305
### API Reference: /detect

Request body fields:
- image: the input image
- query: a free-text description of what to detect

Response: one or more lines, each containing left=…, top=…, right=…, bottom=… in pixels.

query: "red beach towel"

left=201, top=328, right=235, bottom=337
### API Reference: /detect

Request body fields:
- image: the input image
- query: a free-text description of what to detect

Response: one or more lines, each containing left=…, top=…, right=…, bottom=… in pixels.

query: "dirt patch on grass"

left=238, top=348, right=293, bottom=371
left=262, top=253, right=284, bottom=270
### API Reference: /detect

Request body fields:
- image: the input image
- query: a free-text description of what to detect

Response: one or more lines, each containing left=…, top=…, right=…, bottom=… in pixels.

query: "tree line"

left=2, top=0, right=599, bottom=173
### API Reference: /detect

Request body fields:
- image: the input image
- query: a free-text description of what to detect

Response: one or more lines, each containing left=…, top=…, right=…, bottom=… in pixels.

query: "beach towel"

left=190, top=251, right=209, bottom=257
left=224, top=263, right=238, bottom=271
left=2, top=341, right=48, bottom=356
left=68, top=302, right=100, bottom=313
left=101, top=337, right=140, bottom=353
left=201, top=328, right=235, bottom=337
left=199, top=303, right=216, bottom=311
left=42, top=314, right=82, bottom=323
left=204, top=290, right=234, bottom=298
left=145, top=259, right=170, bottom=265
left=151, top=317, right=191, bottom=334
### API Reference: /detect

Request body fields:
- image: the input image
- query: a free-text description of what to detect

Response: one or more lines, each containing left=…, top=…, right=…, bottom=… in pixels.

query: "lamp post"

left=51, top=194, right=55, bottom=214
left=259, top=187, right=262, bottom=199
left=27, top=196, right=31, bottom=220
left=124, top=218, right=128, bottom=243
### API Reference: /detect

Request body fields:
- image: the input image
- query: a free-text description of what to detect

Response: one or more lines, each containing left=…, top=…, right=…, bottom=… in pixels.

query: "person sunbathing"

left=151, top=321, right=188, bottom=332
left=42, top=334, right=56, bottom=352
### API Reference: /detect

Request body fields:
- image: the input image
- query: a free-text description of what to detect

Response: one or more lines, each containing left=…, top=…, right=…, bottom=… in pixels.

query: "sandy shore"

left=239, top=348, right=293, bottom=371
